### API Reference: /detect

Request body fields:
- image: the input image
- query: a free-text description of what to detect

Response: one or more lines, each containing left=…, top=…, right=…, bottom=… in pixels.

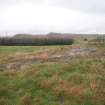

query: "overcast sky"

left=0, top=0, right=105, bottom=36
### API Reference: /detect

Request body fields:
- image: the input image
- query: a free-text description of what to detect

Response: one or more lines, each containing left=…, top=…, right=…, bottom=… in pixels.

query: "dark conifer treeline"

left=0, top=37, right=74, bottom=46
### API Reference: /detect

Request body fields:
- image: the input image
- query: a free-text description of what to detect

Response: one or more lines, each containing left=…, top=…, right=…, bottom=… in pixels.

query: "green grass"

left=0, top=46, right=45, bottom=55
left=0, top=59, right=105, bottom=105
left=0, top=45, right=69, bottom=63
left=0, top=45, right=69, bottom=55
left=0, top=44, right=105, bottom=105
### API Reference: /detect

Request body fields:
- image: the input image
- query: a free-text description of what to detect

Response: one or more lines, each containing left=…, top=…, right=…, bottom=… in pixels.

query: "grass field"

left=0, top=40, right=105, bottom=105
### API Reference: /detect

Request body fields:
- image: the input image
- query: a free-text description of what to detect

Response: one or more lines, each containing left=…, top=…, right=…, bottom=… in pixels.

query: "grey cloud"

left=51, top=0, right=105, bottom=14
left=1, top=0, right=105, bottom=35
left=0, top=0, right=46, bottom=6
left=1, top=0, right=105, bottom=14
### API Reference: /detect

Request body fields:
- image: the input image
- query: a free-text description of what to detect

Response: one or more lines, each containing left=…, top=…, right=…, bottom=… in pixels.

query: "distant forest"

left=0, top=34, right=74, bottom=45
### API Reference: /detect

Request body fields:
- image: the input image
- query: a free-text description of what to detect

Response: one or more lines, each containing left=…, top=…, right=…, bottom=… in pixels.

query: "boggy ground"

left=0, top=44, right=100, bottom=70
left=0, top=40, right=105, bottom=105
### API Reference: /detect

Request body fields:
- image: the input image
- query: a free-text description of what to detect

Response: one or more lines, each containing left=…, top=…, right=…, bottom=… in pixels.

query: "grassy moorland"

left=0, top=39, right=105, bottom=105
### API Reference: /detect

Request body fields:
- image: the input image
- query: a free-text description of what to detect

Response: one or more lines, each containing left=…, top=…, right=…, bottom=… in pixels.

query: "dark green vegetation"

left=0, top=36, right=73, bottom=45
left=0, top=38, right=105, bottom=105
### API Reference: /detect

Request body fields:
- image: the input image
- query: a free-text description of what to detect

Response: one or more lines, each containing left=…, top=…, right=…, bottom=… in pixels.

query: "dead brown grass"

left=20, top=94, right=32, bottom=105
left=40, top=75, right=84, bottom=98
left=53, top=79, right=84, bottom=98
